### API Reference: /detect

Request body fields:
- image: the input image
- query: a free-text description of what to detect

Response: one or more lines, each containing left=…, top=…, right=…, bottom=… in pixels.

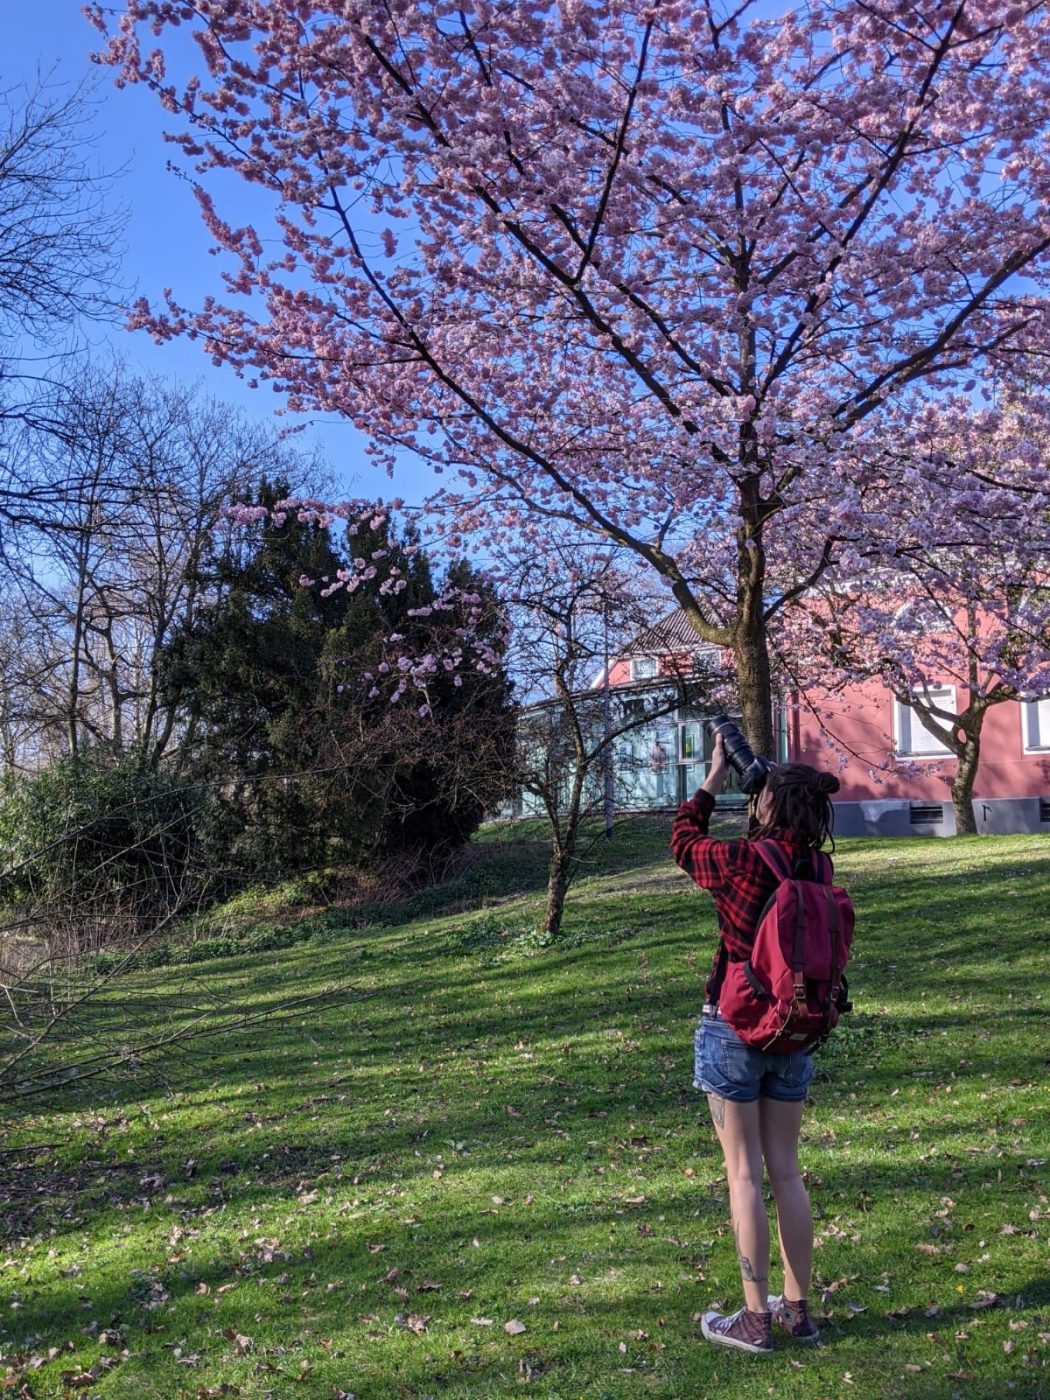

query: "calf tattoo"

left=737, top=1250, right=768, bottom=1285
left=708, top=1095, right=726, bottom=1128
left=732, top=1221, right=768, bottom=1286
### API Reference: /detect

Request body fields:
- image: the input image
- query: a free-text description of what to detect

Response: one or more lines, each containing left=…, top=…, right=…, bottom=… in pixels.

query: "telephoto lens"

left=705, top=714, right=775, bottom=795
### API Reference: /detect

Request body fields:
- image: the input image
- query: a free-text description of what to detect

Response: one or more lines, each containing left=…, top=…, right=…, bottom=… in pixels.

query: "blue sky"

left=5, top=0, right=439, bottom=506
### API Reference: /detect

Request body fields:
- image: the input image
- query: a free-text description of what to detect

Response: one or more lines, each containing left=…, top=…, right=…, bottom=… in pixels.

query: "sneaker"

left=768, top=1293, right=820, bottom=1342
left=700, top=1306, right=773, bottom=1354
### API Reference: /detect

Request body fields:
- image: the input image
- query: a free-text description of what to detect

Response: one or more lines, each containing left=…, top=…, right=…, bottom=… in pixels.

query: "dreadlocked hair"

left=751, top=763, right=840, bottom=851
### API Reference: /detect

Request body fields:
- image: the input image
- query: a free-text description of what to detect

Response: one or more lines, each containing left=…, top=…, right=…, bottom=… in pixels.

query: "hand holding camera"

left=703, top=733, right=730, bottom=796
left=701, top=714, right=775, bottom=797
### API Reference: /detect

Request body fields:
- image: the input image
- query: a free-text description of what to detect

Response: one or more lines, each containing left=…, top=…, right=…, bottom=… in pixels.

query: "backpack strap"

left=753, top=840, right=833, bottom=886
left=751, top=840, right=793, bottom=884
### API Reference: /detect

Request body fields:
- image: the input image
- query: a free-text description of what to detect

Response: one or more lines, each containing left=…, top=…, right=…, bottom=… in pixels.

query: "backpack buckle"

left=792, top=976, right=806, bottom=1001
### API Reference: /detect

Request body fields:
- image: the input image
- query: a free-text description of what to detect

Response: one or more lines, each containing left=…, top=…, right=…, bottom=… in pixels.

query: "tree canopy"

left=96, top=0, right=1050, bottom=751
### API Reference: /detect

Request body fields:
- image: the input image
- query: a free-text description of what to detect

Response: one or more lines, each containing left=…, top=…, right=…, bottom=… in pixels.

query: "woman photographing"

left=671, top=729, right=842, bottom=1355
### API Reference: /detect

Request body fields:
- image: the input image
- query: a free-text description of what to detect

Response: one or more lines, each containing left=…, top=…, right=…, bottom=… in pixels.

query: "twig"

left=0, top=982, right=373, bottom=1102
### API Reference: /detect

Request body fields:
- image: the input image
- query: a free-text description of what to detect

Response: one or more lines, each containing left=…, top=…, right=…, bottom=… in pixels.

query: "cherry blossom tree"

left=781, top=401, right=1050, bottom=833
left=93, top=0, right=1050, bottom=756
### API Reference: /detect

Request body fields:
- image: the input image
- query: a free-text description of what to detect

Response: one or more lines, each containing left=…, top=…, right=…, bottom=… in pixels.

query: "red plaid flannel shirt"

left=670, top=789, right=833, bottom=1000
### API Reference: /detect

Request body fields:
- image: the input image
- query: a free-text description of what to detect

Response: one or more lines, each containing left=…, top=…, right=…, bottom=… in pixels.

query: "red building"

left=609, top=610, right=1050, bottom=836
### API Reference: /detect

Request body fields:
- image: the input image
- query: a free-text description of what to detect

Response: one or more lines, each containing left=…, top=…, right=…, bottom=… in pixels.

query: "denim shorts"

left=694, top=1004, right=814, bottom=1104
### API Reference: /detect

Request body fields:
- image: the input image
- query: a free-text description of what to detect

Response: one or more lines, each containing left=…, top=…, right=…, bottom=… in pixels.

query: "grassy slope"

left=1, top=818, right=1048, bottom=1400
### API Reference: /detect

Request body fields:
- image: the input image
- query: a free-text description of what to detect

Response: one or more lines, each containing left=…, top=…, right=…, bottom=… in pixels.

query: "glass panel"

left=1025, top=698, right=1050, bottom=750
left=649, top=727, right=674, bottom=803
left=679, top=722, right=701, bottom=761
left=898, top=689, right=955, bottom=756
left=676, top=761, right=703, bottom=802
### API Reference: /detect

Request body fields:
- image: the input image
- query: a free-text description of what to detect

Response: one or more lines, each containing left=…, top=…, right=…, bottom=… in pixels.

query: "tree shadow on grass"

left=5, top=1165, right=1046, bottom=1400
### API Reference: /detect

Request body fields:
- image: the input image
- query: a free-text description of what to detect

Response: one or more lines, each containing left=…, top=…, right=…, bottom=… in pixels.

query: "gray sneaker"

left=700, top=1306, right=773, bottom=1354
left=768, top=1294, right=820, bottom=1342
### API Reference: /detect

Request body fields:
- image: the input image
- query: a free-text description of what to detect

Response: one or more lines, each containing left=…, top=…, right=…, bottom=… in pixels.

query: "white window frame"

left=893, top=686, right=957, bottom=757
left=630, top=656, right=658, bottom=681
left=1022, top=697, right=1050, bottom=753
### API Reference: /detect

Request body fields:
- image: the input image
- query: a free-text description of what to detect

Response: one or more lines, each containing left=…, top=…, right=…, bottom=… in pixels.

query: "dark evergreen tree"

left=159, top=481, right=513, bottom=879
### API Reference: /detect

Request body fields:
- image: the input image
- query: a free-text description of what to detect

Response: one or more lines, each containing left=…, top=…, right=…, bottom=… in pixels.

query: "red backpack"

left=719, top=842, right=854, bottom=1054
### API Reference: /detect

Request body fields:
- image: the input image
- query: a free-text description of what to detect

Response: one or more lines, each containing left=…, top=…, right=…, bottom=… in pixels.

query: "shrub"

left=0, top=753, right=206, bottom=934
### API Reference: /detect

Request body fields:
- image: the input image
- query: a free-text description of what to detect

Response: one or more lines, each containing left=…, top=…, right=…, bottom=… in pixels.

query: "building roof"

left=629, top=607, right=715, bottom=656
left=587, top=608, right=720, bottom=689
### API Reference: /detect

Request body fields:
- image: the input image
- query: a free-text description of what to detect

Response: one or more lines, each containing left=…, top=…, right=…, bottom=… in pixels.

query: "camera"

left=705, top=714, right=776, bottom=795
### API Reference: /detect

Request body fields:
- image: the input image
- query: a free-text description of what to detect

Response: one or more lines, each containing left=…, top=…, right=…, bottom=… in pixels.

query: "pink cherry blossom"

left=94, top=0, right=1050, bottom=751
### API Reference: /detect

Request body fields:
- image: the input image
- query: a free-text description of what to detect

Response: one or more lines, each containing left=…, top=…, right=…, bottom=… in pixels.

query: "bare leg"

left=707, top=1094, right=769, bottom=1313
left=759, top=1096, right=812, bottom=1301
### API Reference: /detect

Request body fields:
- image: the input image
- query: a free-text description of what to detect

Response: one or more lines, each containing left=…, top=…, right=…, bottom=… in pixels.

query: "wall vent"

left=909, top=803, right=944, bottom=824
left=1040, top=799, right=1050, bottom=824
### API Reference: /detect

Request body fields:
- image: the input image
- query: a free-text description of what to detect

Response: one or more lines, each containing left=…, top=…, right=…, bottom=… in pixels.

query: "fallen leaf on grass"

left=196, top=1387, right=240, bottom=1397
left=518, top=1357, right=550, bottom=1382
left=504, top=1319, right=527, bottom=1336
left=222, top=1329, right=254, bottom=1355
left=470, top=1317, right=494, bottom=1327
left=970, top=1290, right=1003, bottom=1309
left=395, top=1312, right=430, bottom=1334
left=60, top=1358, right=119, bottom=1388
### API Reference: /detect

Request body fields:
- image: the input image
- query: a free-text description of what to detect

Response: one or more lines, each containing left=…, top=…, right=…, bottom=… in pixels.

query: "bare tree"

left=0, top=364, right=313, bottom=773
left=0, top=73, right=123, bottom=459
left=505, top=546, right=728, bottom=939
left=0, top=75, right=120, bottom=338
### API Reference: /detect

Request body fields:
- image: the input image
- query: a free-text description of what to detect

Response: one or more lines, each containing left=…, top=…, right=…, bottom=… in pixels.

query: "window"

left=894, top=687, right=957, bottom=756
left=678, top=722, right=701, bottom=761
left=630, top=656, right=658, bottom=681
left=1023, top=698, right=1050, bottom=753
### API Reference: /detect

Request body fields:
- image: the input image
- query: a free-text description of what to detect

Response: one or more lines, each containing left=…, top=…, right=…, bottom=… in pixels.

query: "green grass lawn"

left=2, top=818, right=1048, bottom=1399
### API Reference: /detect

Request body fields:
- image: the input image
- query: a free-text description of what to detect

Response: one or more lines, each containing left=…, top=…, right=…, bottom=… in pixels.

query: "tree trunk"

left=542, top=845, right=573, bottom=939
left=733, top=482, right=776, bottom=758
left=735, top=620, right=775, bottom=759
left=951, top=733, right=981, bottom=835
